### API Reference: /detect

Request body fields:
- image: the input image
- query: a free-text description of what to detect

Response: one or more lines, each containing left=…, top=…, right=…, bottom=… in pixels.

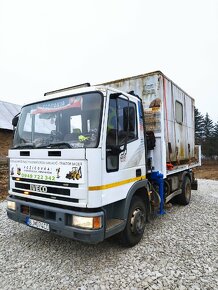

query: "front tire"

left=120, top=196, right=146, bottom=247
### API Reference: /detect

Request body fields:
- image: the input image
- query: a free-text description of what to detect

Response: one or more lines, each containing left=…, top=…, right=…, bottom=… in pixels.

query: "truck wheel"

left=177, top=176, right=191, bottom=205
left=120, top=196, right=146, bottom=247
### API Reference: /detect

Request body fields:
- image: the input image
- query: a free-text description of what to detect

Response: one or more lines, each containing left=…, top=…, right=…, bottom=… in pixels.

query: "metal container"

left=101, top=71, right=197, bottom=177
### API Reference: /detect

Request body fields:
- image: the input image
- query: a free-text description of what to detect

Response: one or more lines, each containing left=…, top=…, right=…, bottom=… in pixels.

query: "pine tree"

left=195, top=108, right=217, bottom=158
left=202, top=113, right=215, bottom=157
left=203, top=113, right=214, bottom=139
left=211, top=122, right=218, bottom=157
left=194, top=107, right=204, bottom=144
left=213, top=122, right=218, bottom=138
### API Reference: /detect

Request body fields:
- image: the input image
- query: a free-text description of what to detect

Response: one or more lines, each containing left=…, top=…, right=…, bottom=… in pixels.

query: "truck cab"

left=7, top=85, right=149, bottom=246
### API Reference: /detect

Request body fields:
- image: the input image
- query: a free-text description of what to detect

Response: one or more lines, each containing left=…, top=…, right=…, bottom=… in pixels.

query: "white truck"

left=7, top=71, right=201, bottom=246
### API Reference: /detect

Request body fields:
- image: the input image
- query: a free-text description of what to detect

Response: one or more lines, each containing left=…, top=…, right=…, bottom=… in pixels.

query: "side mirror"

left=146, top=131, right=156, bottom=150
left=12, top=114, right=20, bottom=127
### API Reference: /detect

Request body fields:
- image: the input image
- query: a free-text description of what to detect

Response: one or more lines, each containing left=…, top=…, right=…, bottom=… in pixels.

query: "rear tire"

left=120, top=196, right=146, bottom=247
left=177, top=176, right=191, bottom=205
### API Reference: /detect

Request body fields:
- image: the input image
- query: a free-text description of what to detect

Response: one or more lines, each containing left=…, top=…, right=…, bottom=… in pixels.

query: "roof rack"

left=44, top=83, right=91, bottom=96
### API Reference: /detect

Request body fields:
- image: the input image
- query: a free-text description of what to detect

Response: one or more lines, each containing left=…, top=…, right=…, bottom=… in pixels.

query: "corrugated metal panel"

left=0, top=101, right=21, bottom=130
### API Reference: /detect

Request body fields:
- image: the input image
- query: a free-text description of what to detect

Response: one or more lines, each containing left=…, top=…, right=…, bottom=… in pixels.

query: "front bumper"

left=7, top=197, right=105, bottom=244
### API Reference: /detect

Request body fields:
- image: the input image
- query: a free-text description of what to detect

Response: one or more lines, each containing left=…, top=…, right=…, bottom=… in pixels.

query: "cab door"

left=102, top=92, right=146, bottom=205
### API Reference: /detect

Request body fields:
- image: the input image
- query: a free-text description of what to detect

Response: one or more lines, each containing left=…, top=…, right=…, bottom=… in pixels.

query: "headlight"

left=7, top=201, right=16, bottom=211
left=72, top=215, right=102, bottom=230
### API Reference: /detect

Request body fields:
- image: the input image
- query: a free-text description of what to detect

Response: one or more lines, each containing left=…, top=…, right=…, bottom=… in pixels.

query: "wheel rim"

left=130, top=208, right=145, bottom=234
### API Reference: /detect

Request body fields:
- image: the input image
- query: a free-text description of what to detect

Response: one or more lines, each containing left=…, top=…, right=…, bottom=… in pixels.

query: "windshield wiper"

left=36, top=142, right=72, bottom=149
left=13, top=143, right=35, bottom=149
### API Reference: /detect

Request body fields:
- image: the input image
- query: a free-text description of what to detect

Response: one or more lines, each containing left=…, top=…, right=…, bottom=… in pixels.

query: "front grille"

left=12, top=189, right=79, bottom=203
left=12, top=179, right=79, bottom=204
left=15, top=182, right=70, bottom=196
left=12, top=177, right=79, bottom=188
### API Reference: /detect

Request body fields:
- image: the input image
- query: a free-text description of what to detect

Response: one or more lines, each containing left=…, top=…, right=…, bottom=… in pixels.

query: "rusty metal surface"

left=163, top=77, right=195, bottom=164
left=0, top=101, right=21, bottom=130
left=100, top=71, right=196, bottom=176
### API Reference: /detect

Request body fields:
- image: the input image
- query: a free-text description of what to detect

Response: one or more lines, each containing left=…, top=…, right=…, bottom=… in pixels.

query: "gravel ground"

left=0, top=179, right=217, bottom=290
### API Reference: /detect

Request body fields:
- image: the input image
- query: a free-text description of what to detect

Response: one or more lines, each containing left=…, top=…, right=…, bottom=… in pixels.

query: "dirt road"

left=193, top=161, right=218, bottom=180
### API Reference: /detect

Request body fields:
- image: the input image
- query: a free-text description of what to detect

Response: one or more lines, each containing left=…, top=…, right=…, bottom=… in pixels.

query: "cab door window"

left=117, top=98, right=137, bottom=144
left=106, top=95, right=137, bottom=172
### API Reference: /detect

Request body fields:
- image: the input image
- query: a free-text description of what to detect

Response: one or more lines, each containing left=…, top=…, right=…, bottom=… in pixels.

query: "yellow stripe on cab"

left=88, top=175, right=146, bottom=191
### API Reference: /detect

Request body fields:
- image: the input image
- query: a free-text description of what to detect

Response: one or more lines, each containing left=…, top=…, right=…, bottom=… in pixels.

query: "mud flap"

left=191, top=179, right=198, bottom=190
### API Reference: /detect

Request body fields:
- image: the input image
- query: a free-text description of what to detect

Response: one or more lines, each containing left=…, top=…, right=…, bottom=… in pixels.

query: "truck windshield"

left=13, top=92, right=103, bottom=149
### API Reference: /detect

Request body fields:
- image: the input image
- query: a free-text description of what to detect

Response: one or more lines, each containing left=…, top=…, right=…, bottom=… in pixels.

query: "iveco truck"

left=7, top=71, right=201, bottom=246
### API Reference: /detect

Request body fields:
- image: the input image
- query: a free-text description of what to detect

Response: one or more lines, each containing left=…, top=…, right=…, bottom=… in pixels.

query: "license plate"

left=26, top=217, right=50, bottom=232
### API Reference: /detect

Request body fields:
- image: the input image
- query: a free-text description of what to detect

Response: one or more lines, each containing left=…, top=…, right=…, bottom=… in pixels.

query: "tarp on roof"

left=0, top=101, right=21, bottom=130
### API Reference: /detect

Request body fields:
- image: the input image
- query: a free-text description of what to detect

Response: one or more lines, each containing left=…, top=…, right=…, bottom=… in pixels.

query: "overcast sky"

left=0, top=0, right=218, bottom=122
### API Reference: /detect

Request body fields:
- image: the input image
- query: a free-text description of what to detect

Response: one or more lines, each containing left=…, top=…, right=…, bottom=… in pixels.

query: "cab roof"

left=22, top=85, right=140, bottom=109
